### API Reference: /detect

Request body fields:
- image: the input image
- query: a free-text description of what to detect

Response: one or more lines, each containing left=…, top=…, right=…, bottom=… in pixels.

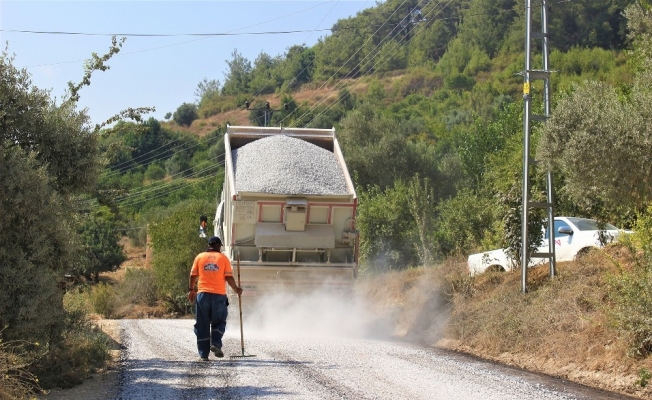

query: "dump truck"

left=214, top=125, right=358, bottom=297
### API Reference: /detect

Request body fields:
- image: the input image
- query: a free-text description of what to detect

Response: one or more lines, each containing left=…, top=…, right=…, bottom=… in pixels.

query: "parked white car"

left=467, top=216, right=627, bottom=276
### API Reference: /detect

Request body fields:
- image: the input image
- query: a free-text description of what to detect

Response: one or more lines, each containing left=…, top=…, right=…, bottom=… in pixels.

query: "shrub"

left=0, top=338, right=40, bottom=399
left=33, top=321, right=111, bottom=389
left=150, top=200, right=210, bottom=314
left=120, top=268, right=158, bottom=306
left=63, top=288, right=91, bottom=316
left=173, top=103, right=198, bottom=127
left=607, top=205, right=652, bottom=357
left=90, top=283, right=118, bottom=318
left=144, top=163, right=166, bottom=181
left=435, top=189, right=497, bottom=255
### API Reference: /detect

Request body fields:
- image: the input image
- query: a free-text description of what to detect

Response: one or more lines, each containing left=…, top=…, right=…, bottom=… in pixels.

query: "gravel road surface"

left=115, top=319, right=631, bottom=400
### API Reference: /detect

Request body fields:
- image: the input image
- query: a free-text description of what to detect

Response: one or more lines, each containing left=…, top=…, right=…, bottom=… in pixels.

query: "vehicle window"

left=544, top=221, right=570, bottom=239
left=554, top=220, right=571, bottom=238
left=567, top=217, right=617, bottom=231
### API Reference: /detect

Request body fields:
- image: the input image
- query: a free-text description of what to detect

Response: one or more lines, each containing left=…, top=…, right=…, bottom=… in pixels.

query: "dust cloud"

left=235, top=286, right=394, bottom=341
left=232, top=269, right=451, bottom=346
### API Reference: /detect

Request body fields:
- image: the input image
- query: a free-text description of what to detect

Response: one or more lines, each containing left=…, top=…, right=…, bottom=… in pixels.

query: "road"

left=115, top=319, right=631, bottom=400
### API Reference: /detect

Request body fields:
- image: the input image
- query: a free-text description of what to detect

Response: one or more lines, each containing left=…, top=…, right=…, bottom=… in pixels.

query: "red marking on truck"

left=255, top=201, right=355, bottom=223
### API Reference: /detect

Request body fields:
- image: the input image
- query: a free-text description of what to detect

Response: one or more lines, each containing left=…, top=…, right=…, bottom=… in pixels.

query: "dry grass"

left=0, top=339, right=40, bottom=399
left=359, top=246, right=652, bottom=399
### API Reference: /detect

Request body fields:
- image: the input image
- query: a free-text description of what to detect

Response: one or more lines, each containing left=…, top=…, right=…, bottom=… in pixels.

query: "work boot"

left=200, top=356, right=209, bottom=361
left=211, top=345, right=224, bottom=358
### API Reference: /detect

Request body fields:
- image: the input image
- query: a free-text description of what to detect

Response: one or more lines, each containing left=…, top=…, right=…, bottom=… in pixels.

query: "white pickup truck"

left=467, top=216, right=626, bottom=276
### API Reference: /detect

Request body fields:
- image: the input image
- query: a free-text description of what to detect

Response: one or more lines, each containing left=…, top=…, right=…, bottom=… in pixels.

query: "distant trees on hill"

left=173, top=103, right=198, bottom=127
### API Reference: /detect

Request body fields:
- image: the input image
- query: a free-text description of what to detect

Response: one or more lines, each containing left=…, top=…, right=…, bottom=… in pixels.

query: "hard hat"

left=208, top=236, right=222, bottom=246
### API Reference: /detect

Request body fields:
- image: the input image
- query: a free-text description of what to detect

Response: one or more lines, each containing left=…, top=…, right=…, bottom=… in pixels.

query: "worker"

left=188, top=236, right=243, bottom=361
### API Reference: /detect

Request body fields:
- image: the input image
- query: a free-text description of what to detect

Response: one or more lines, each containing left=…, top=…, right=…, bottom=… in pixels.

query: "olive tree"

left=0, top=147, right=74, bottom=343
left=0, top=49, right=104, bottom=344
left=537, top=4, right=652, bottom=216
left=0, top=38, right=151, bottom=345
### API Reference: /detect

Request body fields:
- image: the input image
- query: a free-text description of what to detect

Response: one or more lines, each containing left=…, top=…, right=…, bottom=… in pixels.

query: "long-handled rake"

left=230, top=253, right=256, bottom=359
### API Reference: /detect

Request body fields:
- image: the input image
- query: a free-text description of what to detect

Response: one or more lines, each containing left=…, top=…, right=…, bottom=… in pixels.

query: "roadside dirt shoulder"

left=435, top=338, right=649, bottom=400
left=38, top=320, right=122, bottom=400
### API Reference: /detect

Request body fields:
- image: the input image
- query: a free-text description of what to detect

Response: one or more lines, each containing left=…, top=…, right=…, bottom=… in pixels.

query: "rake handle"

left=237, top=253, right=245, bottom=356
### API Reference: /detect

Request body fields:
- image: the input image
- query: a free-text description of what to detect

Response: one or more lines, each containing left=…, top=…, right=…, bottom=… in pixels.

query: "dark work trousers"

left=194, top=292, right=228, bottom=357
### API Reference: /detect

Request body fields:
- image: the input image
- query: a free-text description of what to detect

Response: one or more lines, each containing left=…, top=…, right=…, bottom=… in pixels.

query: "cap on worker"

left=208, top=236, right=222, bottom=246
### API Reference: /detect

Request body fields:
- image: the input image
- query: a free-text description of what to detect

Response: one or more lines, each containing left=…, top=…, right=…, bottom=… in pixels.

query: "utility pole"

left=244, top=101, right=289, bottom=127
left=520, top=0, right=555, bottom=293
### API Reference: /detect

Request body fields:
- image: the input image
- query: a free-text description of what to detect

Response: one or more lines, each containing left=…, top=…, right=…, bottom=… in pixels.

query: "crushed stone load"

left=232, top=135, right=349, bottom=195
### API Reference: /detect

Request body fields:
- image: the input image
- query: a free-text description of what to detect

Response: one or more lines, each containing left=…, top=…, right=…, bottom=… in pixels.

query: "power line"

left=117, top=170, right=221, bottom=209
left=287, top=0, right=577, bottom=127
left=16, top=0, right=342, bottom=69
left=1, top=28, right=332, bottom=37
left=102, top=132, right=217, bottom=178
left=114, top=159, right=224, bottom=201
left=83, top=160, right=223, bottom=212
left=280, top=0, right=413, bottom=126
left=236, top=0, right=371, bottom=117
left=290, top=0, right=434, bottom=126
left=294, top=0, right=558, bottom=128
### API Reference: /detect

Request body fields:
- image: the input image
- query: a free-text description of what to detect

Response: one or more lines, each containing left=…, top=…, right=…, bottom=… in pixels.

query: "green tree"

left=548, top=0, right=631, bottom=51
left=365, top=79, right=386, bottom=105
left=249, top=52, right=281, bottom=95
left=144, top=163, right=166, bottom=181
left=0, top=51, right=99, bottom=345
left=444, top=71, right=475, bottom=93
left=78, top=210, right=126, bottom=282
left=456, top=102, right=521, bottom=188
left=173, top=103, right=198, bottom=127
left=536, top=11, right=652, bottom=219
left=195, top=77, right=221, bottom=103
left=406, top=175, right=437, bottom=266
left=357, top=183, right=418, bottom=272
left=407, top=8, right=458, bottom=67
left=1, top=37, right=151, bottom=349
left=337, top=106, right=412, bottom=189
left=435, top=189, right=498, bottom=255
left=280, top=45, right=315, bottom=90
left=314, top=19, right=366, bottom=79
left=221, top=49, right=252, bottom=96
left=149, top=200, right=212, bottom=313
left=0, top=146, right=71, bottom=342
left=1, top=61, right=99, bottom=195
left=457, top=0, right=518, bottom=58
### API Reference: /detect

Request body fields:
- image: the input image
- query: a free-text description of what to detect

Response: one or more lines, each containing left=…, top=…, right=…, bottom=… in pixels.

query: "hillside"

left=162, top=78, right=369, bottom=136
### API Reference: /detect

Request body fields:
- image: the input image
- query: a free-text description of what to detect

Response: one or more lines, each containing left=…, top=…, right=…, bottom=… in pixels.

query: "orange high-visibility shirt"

left=190, top=250, right=233, bottom=295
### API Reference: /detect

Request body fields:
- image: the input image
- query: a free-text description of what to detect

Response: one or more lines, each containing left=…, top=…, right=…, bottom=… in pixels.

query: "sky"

left=0, top=0, right=373, bottom=126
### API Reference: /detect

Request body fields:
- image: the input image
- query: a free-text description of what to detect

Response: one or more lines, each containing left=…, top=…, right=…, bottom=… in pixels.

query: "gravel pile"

left=232, top=135, right=349, bottom=195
